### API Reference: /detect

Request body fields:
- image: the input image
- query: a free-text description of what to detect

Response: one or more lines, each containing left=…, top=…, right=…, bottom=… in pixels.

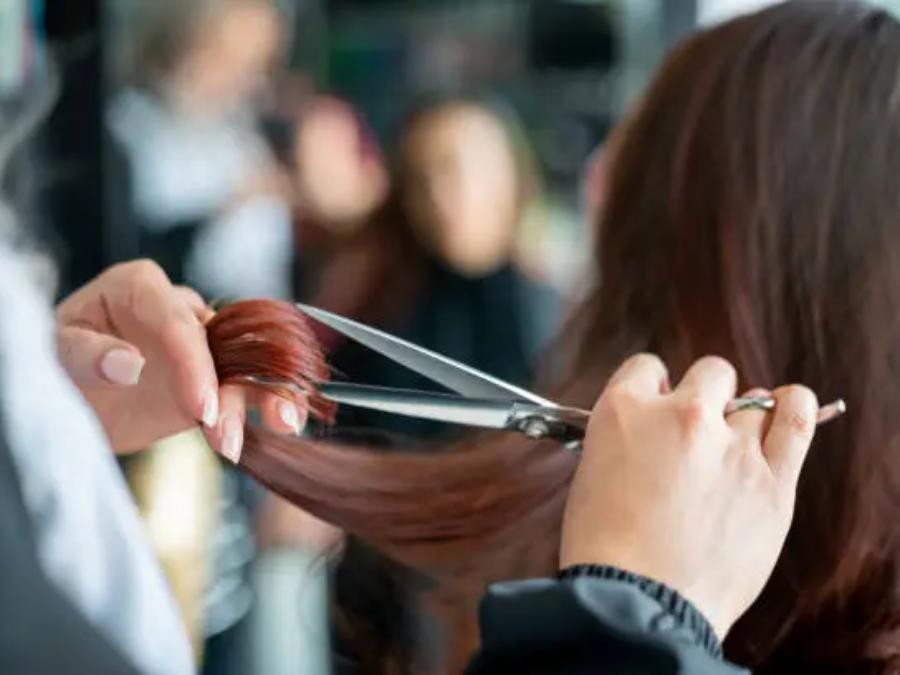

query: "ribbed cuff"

left=557, top=564, right=723, bottom=658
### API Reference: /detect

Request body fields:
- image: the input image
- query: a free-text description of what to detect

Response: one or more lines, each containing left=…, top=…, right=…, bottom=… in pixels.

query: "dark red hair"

left=207, top=3, right=900, bottom=672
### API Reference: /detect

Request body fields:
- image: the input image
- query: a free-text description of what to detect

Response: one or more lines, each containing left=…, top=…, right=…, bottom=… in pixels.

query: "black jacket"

left=468, top=565, right=750, bottom=675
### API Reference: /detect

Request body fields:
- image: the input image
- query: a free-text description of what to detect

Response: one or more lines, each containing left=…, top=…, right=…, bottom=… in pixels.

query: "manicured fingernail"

left=278, top=400, right=301, bottom=435
left=202, top=389, right=219, bottom=428
left=221, top=416, right=243, bottom=465
left=100, top=349, right=145, bottom=386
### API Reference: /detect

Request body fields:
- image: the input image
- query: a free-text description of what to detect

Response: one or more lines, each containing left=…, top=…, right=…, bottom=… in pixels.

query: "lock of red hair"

left=205, top=299, right=337, bottom=423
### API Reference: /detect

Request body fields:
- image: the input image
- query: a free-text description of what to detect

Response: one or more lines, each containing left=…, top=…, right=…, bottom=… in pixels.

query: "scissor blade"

left=297, top=303, right=555, bottom=406
left=318, top=383, right=516, bottom=429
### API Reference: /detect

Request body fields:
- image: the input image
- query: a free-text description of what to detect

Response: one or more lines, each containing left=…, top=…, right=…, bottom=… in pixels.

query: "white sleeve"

left=0, top=244, right=195, bottom=675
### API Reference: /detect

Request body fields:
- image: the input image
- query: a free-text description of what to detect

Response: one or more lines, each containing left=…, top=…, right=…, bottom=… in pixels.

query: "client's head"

left=130, top=0, right=281, bottom=114
left=209, top=2, right=900, bottom=672
left=578, top=0, right=900, bottom=669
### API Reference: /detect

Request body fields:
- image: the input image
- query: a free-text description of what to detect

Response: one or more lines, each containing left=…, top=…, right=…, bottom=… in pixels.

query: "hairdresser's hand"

left=55, top=260, right=304, bottom=456
left=561, top=354, right=818, bottom=639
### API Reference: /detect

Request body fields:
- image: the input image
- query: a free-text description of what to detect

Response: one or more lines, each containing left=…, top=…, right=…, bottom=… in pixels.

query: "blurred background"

left=3, top=0, right=900, bottom=673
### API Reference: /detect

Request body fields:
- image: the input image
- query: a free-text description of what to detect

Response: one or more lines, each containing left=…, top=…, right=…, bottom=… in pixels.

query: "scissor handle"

left=536, top=396, right=846, bottom=451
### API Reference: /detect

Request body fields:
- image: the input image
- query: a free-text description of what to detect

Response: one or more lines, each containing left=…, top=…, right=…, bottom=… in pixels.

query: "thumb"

left=58, top=326, right=146, bottom=388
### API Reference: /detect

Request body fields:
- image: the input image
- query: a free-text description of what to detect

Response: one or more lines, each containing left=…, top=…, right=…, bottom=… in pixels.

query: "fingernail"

left=221, top=416, right=243, bottom=465
left=202, top=389, right=219, bottom=428
left=278, top=400, right=301, bottom=435
left=100, top=349, right=145, bottom=386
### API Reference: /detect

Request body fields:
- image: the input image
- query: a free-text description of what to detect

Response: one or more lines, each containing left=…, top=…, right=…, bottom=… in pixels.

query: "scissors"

left=250, top=304, right=846, bottom=447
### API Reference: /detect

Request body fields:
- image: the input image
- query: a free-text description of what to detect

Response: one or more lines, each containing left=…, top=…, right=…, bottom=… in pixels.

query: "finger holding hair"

left=174, top=285, right=215, bottom=323
left=256, top=392, right=308, bottom=437
left=206, top=384, right=247, bottom=465
left=110, top=261, right=221, bottom=429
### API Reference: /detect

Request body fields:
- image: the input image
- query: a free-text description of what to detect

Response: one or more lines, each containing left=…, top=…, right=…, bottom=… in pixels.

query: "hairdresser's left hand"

left=561, top=354, right=818, bottom=639
left=56, top=260, right=304, bottom=457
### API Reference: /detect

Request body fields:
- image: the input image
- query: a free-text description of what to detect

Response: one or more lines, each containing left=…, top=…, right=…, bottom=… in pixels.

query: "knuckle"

left=698, top=354, right=737, bottom=381
left=676, top=394, right=708, bottom=435
left=175, top=285, right=202, bottom=302
left=776, top=385, right=817, bottom=438
left=106, top=258, right=163, bottom=283
left=788, top=411, right=815, bottom=439
left=159, top=310, right=201, bottom=346
left=124, top=261, right=167, bottom=307
left=785, top=383, right=818, bottom=406
left=630, top=352, right=664, bottom=369
left=637, top=352, right=668, bottom=378
left=602, top=384, right=641, bottom=412
left=596, top=385, right=641, bottom=429
left=128, top=259, right=167, bottom=287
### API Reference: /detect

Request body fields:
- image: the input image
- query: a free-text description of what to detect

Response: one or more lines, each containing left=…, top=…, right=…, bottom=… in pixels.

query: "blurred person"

left=225, top=2, right=900, bottom=673
left=107, top=0, right=291, bottom=300
left=105, top=2, right=291, bottom=672
left=309, top=98, right=561, bottom=443
left=288, top=94, right=390, bottom=312
left=292, top=95, right=390, bottom=240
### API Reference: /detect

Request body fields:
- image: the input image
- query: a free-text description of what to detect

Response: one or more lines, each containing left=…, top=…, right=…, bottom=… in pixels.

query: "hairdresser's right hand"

left=560, top=354, right=818, bottom=640
left=56, top=260, right=304, bottom=459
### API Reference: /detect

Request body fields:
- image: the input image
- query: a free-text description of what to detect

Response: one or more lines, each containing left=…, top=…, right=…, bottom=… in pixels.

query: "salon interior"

left=4, top=0, right=900, bottom=673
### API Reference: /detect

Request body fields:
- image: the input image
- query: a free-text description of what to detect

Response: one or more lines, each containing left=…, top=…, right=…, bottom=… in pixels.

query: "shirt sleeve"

left=467, top=566, right=750, bottom=675
left=0, top=243, right=194, bottom=675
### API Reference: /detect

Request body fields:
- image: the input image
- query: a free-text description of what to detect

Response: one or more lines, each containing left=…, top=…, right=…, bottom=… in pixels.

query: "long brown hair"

left=212, top=2, right=900, bottom=672
left=580, top=3, right=900, bottom=671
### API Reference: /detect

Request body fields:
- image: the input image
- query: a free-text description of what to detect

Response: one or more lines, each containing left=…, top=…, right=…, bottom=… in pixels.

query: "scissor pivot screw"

left=522, top=417, right=550, bottom=439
